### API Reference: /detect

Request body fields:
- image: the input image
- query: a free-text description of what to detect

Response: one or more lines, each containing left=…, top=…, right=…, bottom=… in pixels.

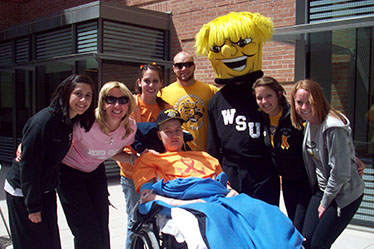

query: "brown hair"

left=135, top=63, right=169, bottom=109
left=253, top=76, right=287, bottom=106
left=290, top=79, right=345, bottom=129
left=51, top=74, right=96, bottom=131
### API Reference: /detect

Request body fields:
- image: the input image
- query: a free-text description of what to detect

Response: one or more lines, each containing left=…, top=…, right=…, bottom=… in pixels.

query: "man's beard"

left=178, top=73, right=194, bottom=82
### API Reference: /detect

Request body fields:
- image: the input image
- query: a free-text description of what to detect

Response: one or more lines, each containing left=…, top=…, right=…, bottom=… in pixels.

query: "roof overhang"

left=0, top=1, right=171, bottom=41
left=273, top=15, right=374, bottom=44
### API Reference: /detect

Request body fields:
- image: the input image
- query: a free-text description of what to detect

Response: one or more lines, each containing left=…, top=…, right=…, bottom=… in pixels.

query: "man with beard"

left=161, top=51, right=219, bottom=151
left=195, top=12, right=280, bottom=206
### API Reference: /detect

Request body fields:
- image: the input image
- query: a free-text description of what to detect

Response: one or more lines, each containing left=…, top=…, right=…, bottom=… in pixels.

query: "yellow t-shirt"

left=117, top=94, right=172, bottom=178
left=133, top=151, right=223, bottom=193
left=269, top=108, right=282, bottom=147
left=161, top=80, right=219, bottom=151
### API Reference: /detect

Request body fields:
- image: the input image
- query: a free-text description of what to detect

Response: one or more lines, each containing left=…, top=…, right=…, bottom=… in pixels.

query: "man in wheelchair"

left=132, top=109, right=303, bottom=249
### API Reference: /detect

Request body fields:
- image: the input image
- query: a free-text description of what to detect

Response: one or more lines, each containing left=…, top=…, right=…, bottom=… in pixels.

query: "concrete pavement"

left=0, top=166, right=373, bottom=249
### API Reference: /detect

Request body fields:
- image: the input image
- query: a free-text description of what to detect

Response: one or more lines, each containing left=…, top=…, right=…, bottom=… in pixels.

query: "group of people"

left=5, top=10, right=366, bottom=249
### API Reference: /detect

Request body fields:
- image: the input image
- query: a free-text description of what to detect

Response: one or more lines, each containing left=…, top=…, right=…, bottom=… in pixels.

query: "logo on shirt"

left=281, top=135, right=290, bottom=150
left=221, top=109, right=261, bottom=138
left=175, top=95, right=204, bottom=131
left=88, top=149, right=118, bottom=160
left=180, top=157, right=205, bottom=175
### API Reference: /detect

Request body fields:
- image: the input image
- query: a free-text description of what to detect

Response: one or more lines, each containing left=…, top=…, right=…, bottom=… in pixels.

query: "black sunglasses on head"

left=173, top=62, right=194, bottom=69
left=104, top=95, right=129, bottom=105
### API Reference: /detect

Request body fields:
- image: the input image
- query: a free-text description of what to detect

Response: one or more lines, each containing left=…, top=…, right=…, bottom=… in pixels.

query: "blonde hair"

left=95, top=81, right=135, bottom=139
left=290, top=79, right=346, bottom=130
left=195, top=12, right=273, bottom=56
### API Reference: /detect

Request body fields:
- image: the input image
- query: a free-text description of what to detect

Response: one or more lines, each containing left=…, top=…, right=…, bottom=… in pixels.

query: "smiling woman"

left=290, top=79, right=364, bottom=249
left=5, top=75, right=96, bottom=249
left=253, top=76, right=311, bottom=232
left=69, top=83, right=93, bottom=119
left=57, top=81, right=137, bottom=249
left=116, top=63, right=172, bottom=249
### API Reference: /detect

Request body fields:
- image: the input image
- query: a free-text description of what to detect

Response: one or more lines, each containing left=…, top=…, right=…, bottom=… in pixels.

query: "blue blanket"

left=139, top=175, right=303, bottom=249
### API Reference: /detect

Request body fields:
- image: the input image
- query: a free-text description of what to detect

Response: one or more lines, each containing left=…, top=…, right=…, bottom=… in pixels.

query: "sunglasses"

left=104, top=96, right=129, bottom=105
left=173, top=62, right=194, bottom=70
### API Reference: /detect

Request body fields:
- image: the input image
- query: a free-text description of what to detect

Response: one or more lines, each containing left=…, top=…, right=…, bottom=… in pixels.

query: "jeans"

left=302, top=190, right=363, bottom=249
left=121, top=176, right=140, bottom=249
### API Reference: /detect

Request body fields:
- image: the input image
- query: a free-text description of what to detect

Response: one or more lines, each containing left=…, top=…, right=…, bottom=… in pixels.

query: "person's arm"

left=207, top=100, right=222, bottom=162
left=140, top=185, right=205, bottom=206
left=20, top=117, right=51, bottom=223
left=111, top=149, right=138, bottom=166
left=319, top=128, right=355, bottom=218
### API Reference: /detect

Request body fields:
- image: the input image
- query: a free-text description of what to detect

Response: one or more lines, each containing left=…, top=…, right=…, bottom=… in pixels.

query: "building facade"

left=0, top=0, right=373, bottom=227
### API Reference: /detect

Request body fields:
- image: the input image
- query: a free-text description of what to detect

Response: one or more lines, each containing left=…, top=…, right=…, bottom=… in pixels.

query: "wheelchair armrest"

left=131, top=202, right=164, bottom=233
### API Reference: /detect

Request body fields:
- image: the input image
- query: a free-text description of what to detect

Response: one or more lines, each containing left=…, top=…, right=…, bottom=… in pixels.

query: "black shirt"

left=207, top=71, right=276, bottom=177
left=7, top=105, right=73, bottom=213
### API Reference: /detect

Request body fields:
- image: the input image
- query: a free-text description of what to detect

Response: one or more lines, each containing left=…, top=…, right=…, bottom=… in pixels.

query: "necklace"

left=105, top=136, right=113, bottom=145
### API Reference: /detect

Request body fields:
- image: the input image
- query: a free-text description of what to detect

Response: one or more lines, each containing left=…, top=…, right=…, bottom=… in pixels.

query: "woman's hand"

left=355, top=157, right=365, bottom=177
left=28, top=211, right=42, bottom=223
left=15, top=143, right=22, bottom=162
left=318, top=204, right=326, bottom=219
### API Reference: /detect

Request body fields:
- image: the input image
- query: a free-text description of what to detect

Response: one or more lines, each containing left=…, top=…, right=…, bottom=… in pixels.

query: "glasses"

left=104, top=96, right=129, bottom=105
left=173, top=62, right=194, bottom=70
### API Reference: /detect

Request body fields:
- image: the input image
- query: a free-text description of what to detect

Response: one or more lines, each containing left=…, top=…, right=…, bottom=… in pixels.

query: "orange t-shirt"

left=117, top=94, right=171, bottom=178
left=133, top=151, right=223, bottom=193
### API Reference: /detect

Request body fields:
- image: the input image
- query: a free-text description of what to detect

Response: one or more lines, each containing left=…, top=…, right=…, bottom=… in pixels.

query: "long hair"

left=135, top=63, right=169, bottom=110
left=253, top=76, right=287, bottom=106
left=290, top=79, right=345, bottom=129
left=95, top=81, right=135, bottom=139
left=195, top=11, right=273, bottom=56
left=50, top=74, right=96, bottom=131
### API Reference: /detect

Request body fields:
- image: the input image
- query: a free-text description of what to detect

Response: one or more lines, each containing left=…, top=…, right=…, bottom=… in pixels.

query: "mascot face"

left=207, top=36, right=262, bottom=79
left=195, top=12, right=273, bottom=80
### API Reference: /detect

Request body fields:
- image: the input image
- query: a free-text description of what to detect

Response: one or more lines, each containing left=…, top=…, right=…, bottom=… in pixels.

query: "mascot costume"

left=195, top=12, right=279, bottom=205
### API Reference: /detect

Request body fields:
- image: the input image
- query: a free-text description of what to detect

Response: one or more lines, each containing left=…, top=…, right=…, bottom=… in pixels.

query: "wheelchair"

left=130, top=202, right=188, bottom=249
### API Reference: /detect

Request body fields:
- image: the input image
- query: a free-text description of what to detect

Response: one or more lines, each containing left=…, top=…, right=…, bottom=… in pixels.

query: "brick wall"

left=1, top=0, right=296, bottom=85
left=0, top=1, right=22, bottom=29
left=124, top=0, right=297, bottom=84
left=102, top=63, right=139, bottom=92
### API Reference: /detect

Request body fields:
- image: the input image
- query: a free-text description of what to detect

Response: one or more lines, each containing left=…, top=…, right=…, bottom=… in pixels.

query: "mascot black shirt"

left=207, top=71, right=276, bottom=177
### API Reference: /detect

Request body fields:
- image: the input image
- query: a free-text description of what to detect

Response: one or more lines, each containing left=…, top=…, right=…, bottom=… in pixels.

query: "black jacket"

left=261, top=102, right=308, bottom=181
left=6, top=106, right=73, bottom=213
left=207, top=71, right=276, bottom=176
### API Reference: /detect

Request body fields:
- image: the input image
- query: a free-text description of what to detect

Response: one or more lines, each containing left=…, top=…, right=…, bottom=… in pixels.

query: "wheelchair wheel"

left=130, top=227, right=160, bottom=249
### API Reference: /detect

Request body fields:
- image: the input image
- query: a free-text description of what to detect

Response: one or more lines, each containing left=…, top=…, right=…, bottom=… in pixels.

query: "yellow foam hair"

left=195, top=12, right=273, bottom=55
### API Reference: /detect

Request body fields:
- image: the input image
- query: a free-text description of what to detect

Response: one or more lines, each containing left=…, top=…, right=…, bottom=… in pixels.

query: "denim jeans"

left=120, top=176, right=140, bottom=249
